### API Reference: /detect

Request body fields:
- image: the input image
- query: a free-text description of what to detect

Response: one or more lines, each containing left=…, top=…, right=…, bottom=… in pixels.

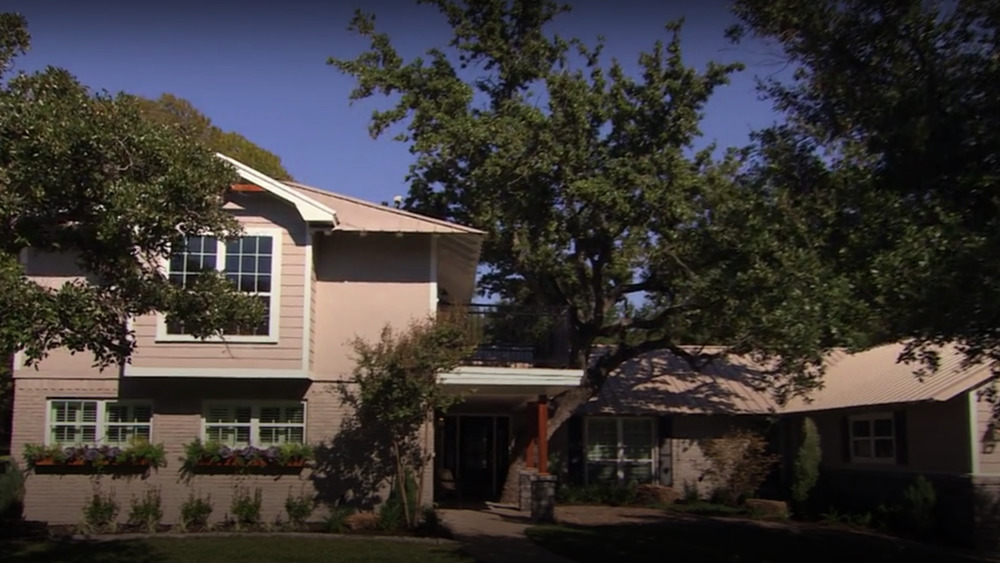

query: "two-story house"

left=10, top=154, right=583, bottom=524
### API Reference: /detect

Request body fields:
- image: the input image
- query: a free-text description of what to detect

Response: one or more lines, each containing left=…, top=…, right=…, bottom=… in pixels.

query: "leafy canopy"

left=330, top=0, right=862, bottom=402
left=729, top=0, right=1000, bottom=370
left=0, top=13, right=263, bottom=368
left=135, top=93, right=293, bottom=181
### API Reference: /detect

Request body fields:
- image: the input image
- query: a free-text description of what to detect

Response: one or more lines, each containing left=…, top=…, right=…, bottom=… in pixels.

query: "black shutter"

left=841, top=416, right=852, bottom=462
left=567, top=415, right=584, bottom=485
left=658, top=416, right=673, bottom=486
left=894, top=410, right=909, bottom=466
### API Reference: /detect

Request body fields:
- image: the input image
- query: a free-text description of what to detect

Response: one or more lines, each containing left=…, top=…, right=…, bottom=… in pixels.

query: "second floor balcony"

left=438, top=303, right=573, bottom=369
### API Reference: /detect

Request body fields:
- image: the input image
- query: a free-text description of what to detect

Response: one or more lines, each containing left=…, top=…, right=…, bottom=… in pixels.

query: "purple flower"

left=83, top=447, right=101, bottom=462
left=264, top=446, right=279, bottom=462
left=218, top=446, right=232, bottom=459
left=106, top=447, right=122, bottom=459
left=63, top=447, right=77, bottom=460
left=240, top=447, right=259, bottom=461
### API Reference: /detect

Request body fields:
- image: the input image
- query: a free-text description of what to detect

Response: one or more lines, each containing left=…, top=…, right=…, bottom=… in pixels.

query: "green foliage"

left=0, top=459, right=24, bottom=521
left=0, top=14, right=265, bottom=368
left=178, top=492, right=213, bottom=532
left=330, top=0, right=863, bottom=415
left=699, top=428, right=779, bottom=506
left=135, top=94, right=292, bottom=180
left=22, top=439, right=166, bottom=469
left=81, top=488, right=119, bottom=534
left=416, top=506, right=448, bottom=537
left=728, top=0, right=1000, bottom=371
left=180, top=438, right=313, bottom=470
left=127, top=487, right=163, bottom=533
left=229, top=486, right=263, bottom=531
left=899, top=475, right=937, bottom=537
left=284, top=488, right=315, bottom=529
left=790, top=417, right=821, bottom=509
left=557, top=482, right=638, bottom=506
left=322, top=505, right=356, bottom=533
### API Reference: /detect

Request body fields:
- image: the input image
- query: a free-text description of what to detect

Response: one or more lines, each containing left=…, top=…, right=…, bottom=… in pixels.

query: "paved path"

left=440, top=505, right=575, bottom=563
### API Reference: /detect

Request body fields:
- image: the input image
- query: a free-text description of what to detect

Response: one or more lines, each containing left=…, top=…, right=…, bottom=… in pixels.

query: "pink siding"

left=128, top=193, right=307, bottom=371
left=310, top=232, right=434, bottom=381
left=975, top=389, right=1000, bottom=475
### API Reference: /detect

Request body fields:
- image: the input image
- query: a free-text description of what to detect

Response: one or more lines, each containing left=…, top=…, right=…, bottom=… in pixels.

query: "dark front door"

left=437, top=415, right=511, bottom=502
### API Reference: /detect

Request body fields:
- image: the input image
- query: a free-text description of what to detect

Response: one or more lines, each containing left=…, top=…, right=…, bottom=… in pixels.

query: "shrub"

left=0, top=459, right=25, bottom=521
left=323, top=505, right=356, bottom=533
left=230, top=486, right=262, bottom=531
left=700, top=428, right=779, bottom=506
left=557, top=482, right=638, bottom=506
left=179, top=493, right=213, bottom=532
left=791, top=417, right=821, bottom=512
left=284, top=489, right=315, bottom=529
left=82, top=488, right=119, bottom=534
left=417, top=506, right=449, bottom=537
left=898, top=475, right=936, bottom=536
left=127, top=487, right=163, bottom=533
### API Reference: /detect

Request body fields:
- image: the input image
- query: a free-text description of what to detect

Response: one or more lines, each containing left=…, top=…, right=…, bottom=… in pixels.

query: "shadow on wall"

left=308, top=383, right=400, bottom=511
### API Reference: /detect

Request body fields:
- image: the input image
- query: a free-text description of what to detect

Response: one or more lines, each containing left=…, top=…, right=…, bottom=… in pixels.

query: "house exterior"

left=553, top=343, right=1000, bottom=551
left=10, top=154, right=582, bottom=525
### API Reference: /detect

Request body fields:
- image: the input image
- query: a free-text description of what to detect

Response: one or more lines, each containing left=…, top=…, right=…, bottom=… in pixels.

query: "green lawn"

left=526, top=520, right=985, bottom=563
left=1, top=536, right=474, bottom=563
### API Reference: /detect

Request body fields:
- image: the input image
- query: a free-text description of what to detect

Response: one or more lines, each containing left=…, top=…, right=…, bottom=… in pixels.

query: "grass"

left=526, top=520, right=985, bottom=563
left=0, top=536, right=474, bottom=563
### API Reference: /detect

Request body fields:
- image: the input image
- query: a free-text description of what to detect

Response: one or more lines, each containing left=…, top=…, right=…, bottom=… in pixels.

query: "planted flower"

left=182, top=438, right=313, bottom=470
left=23, top=438, right=166, bottom=470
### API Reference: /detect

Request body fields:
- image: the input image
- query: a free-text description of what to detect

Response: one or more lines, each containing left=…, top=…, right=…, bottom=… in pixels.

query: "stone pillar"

left=531, top=474, right=558, bottom=523
left=518, top=470, right=537, bottom=512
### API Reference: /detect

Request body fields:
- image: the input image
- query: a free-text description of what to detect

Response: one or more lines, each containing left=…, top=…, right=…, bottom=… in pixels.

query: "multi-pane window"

left=203, top=403, right=306, bottom=447
left=163, top=231, right=279, bottom=339
left=585, top=417, right=655, bottom=484
left=850, top=414, right=895, bottom=463
left=48, top=400, right=152, bottom=446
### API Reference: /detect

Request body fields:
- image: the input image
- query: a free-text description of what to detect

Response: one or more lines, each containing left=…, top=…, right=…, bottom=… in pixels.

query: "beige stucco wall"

left=310, top=231, right=434, bottom=381
left=804, top=394, right=972, bottom=475
left=11, top=377, right=434, bottom=524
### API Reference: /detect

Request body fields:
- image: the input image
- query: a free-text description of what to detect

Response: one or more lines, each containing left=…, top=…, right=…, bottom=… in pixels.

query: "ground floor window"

left=849, top=413, right=895, bottom=463
left=47, top=399, right=152, bottom=446
left=585, top=417, right=655, bottom=484
left=202, top=403, right=306, bottom=447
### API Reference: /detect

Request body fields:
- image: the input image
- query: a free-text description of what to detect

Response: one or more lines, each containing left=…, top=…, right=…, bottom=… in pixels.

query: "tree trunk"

left=497, top=386, right=592, bottom=505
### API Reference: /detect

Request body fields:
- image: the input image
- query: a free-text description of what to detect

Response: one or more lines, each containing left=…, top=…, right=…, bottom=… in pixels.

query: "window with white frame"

left=162, top=231, right=279, bottom=339
left=585, top=417, right=655, bottom=484
left=849, top=413, right=895, bottom=463
left=48, top=400, right=152, bottom=446
left=203, top=403, right=306, bottom=447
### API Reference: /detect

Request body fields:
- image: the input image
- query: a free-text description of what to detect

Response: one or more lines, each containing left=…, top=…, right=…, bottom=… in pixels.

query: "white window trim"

left=155, top=227, right=283, bottom=344
left=200, top=401, right=307, bottom=447
left=583, top=416, right=657, bottom=485
left=848, top=412, right=897, bottom=465
left=44, top=399, right=153, bottom=447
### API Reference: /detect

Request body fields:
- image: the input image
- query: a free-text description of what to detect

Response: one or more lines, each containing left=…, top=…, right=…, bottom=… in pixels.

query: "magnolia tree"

left=342, top=315, right=476, bottom=527
left=0, top=13, right=264, bottom=371
left=330, top=0, right=866, bottom=502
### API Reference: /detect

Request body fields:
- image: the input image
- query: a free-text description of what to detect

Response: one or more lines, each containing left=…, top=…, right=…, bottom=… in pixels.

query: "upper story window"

left=158, top=229, right=282, bottom=342
left=48, top=399, right=152, bottom=446
left=849, top=413, right=896, bottom=463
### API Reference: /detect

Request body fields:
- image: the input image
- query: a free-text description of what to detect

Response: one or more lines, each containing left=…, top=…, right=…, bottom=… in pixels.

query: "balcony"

left=438, top=303, right=572, bottom=369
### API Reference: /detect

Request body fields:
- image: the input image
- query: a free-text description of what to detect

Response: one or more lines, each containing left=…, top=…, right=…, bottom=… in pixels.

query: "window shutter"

left=840, top=416, right=851, bottom=462
left=567, top=415, right=584, bottom=485
left=894, top=410, right=909, bottom=466
left=658, top=416, right=673, bottom=486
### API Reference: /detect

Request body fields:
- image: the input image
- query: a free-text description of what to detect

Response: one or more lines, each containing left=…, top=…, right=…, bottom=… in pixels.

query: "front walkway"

left=440, top=505, right=574, bottom=563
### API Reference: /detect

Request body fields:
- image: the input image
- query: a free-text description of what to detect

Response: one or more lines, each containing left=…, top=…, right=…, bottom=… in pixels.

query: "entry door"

left=458, top=416, right=494, bottom=499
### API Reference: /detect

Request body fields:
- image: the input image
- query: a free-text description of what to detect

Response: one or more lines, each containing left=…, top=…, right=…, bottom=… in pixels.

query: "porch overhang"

left=439, top=366, right=583, bottom=407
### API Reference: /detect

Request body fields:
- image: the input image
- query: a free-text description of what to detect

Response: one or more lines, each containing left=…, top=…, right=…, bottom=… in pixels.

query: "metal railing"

left=438, top=303, right=572, bottom=369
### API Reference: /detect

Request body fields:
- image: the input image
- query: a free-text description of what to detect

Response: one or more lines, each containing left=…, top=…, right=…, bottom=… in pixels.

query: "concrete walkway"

left=440, top=505, right=575, bottom=563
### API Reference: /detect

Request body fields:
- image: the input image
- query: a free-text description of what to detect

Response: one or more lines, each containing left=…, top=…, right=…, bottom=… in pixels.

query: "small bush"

left=323, top=505, right=356, bottom=533
left=127, top=487, right=163, bottom=533
left=179, top=492, right=213, bottom=531
left=790, top=417, right=821, bottom=513
left=0, top=459, right=25, bottom=521
left=700, top=428, right=779, bottom=506
left=284, top=489, right=315, bottom=529
left=416, top=506, right=449, bottom=537
left=557, top=482, right=638, bottom=506
left=230, top=486, right=262, bottom=531
left=377, top=493, right=406, bottom=531
left=898, top=475, right=937, bottom=536
left=82, top=489, right=119, bottom=534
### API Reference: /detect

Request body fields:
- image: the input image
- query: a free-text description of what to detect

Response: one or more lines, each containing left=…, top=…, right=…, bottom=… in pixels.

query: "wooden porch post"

left=525, top=403, right=537, bottom=469
left=537, top=395, right=549, bottom=475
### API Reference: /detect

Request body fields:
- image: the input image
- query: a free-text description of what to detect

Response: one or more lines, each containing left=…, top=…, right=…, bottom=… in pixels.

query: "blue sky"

left=5, top=0, right=784, bottom=205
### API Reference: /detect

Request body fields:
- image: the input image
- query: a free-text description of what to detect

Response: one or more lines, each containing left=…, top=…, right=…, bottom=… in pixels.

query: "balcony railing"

left=438, top=303, right=572, bottom=369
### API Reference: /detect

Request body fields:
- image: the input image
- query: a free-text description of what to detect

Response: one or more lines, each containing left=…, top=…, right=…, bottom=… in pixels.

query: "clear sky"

left=4, top=0, right=784, bottom=205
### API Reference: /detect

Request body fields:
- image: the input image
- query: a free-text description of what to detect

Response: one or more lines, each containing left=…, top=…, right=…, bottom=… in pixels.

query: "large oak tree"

left=330, top=0, right=866, bottom=500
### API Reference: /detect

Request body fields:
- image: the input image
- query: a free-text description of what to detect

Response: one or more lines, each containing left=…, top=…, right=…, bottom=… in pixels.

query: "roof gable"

left=216, top=154, right=337, bottom=225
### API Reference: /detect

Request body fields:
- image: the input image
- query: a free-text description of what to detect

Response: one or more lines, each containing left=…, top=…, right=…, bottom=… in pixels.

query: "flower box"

left=182, top=439, right=314, bottom=473
left=23, top=442, right=166, bottom=472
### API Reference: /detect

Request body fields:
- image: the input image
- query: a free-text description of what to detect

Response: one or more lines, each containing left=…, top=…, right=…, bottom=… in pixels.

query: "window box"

left=181, top=439, right=313, bottom=473
left=24, top=441, right=166, bottom=473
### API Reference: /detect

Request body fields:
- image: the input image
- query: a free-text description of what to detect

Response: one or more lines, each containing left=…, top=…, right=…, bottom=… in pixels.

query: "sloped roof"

left=216, top=154, right=337, bottom=224
left=587, top=342, right=996, bottom=416
left=283, top=182, right=483, bottom=235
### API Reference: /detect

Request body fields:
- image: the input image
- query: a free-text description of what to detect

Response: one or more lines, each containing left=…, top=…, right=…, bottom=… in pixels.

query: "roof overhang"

left=216, top=153, right=338, bottom=225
